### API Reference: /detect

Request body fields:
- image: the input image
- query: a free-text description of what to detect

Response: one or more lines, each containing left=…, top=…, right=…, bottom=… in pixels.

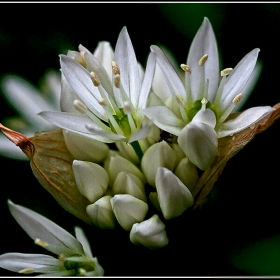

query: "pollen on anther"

left=19, top=268, right=35, bottom=274
left=180, top=64, right=191, bottom=74
left=221, top=68, right=233, bottom=77
left=112, top=61, right=120, bottom=75
left=232, top=93, right=242, bottom=105
left=99, top=98, right=107, bottom=106
left=90, top=72, right=100, bottom=87
left=114, top=74, right=120, bottom=88
left=74, top=99, right=88, bottom=114
left=198, top=54, right=208, bottom=66
left=35, top=238, right=48, bottom=248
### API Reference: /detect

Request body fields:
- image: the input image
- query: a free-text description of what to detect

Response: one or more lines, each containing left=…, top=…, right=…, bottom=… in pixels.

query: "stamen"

left=99, top=98, right=107, bottom=106
left=73, top=99, right=88, bottom=114
left=176, top=94, right=185, bottom=106
left=19, top=268, right=35, bottom=274
left=123, top=101, right=132, bottom=114
left=90, top=71, right=100, bottom=87
left=58, top=254, right=66, bottom=262
left=180, top=64, right=191, bottom=74
left=221, top=68, right=233, bottom=77
left=198, top=54, right=208, bottom=66
left=35, top=238, right=48, bottom=248
left=114, top=74, right=120, bottom=88
left=112, top=61, right=120, bottom=75
left=232, top=93, right=242, bottom=105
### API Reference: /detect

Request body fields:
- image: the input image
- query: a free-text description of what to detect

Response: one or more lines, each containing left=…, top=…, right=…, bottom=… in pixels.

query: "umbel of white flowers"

left=0, top=200, right=104, bottom=277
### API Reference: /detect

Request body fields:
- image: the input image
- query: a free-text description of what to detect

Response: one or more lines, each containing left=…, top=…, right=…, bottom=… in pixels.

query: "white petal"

left=60, top=75, right=79, bottom=113
left=0, top=253, right=62, bottom=273
left=141, top=106, right=184, bottom=136
left=192, top=108, right=216, bottom=128
left=114, top=27, right=141, bottom=109
left=217, top=106, right=275, bottom=138
left=60, top=55, right=107, bottom=121
left=8, top=200, right=84, bottom=256
left=1, top=75, right=56, bottom=130
left=187, top=17, right=220, bottom=102
left=220, top=48, right=260, bottom=112
left=137, top=52, right=156, bottom=110
left=178, top=122, right=218, bottom=170
left=150, top=45, right=186, bottom=101
left=92, top=41, right=114, bottom=78
left=233, top=60, right=262, bottom=112
left=74, top=227, right=93, bottom=259
left=155, top=167, right=194, bottom=220
left=128, top=122, right=153, bottom=143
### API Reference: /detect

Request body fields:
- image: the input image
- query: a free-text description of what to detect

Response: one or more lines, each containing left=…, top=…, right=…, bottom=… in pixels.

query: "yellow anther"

left=201, top=97, right=208, bottom=105
left=58, top=254, right=66, bottom=262
left=232, top=93, right=242, bottom=105
left=112, top=61, right=120, bottom=75
left=19, top=268, right=35, bottom=274
left=221, top=68, right=233, bottom=77
left=198, top=54, right=208, bottom=66
left=114, top=74, right=120, bottom=88
left=176, top=94, right=185, bottom=105
left=73, top=99, right=87, bottom=114
left=90, top=72, right=100, bottom=87
left=35, top=238, right=48, bottom=248
left=180, top=64, right=191, bottom=74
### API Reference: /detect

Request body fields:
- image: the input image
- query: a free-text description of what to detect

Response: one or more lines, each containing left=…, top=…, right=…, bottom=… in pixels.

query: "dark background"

left=1, top=3, right=280, bottom=276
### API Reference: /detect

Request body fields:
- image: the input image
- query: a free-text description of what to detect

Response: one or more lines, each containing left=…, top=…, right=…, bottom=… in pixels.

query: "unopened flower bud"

left=63, top=130, right=109, bottom=163
left=175, top=157, right=199, bottom=193
left=155, top=167, right=194, bottom=220
left=141, top=141, right=176, bottom=187
left=73, top=160, right=109, bottom=203
left=105, top=154, right=145, bottom=185
left=86, top=196, right=116, bottom=229
left=110, top=194, right=149, bottom=231
left=130, top=214, right=169, bottom=249
left=112, top=172, right=147, bottom=202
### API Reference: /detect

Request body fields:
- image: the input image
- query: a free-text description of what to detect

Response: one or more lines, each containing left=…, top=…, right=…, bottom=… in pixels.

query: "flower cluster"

left=0, top=200, right=104, bottom=276
left=0, top=18, right=275, bottom=250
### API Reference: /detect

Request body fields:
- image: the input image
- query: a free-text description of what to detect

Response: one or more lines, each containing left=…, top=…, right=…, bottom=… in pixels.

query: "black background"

left=1, top=2, right=280, bottom=276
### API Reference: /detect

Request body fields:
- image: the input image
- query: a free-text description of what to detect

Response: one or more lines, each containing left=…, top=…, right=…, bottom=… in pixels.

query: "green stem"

left=130, top=141, right=143, bottom=161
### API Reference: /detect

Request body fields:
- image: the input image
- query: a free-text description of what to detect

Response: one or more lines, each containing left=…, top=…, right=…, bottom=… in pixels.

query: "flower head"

left=0, top=200, right=104, bottom=277
left=39, top=27, right=156, bottom=144
left=142, top=17, right=274, bottom=170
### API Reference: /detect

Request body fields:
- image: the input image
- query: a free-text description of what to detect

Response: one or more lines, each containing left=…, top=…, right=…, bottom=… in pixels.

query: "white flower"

left=39, top=27, right=156, bottom=145
left=0, top=200, right=104, bottom=276
left=142, top=17, right=274, bottom=170
left=0, top=69, right=61, bottom=160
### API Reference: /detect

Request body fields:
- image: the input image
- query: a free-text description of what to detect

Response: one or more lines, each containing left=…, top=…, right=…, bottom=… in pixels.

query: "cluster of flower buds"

left=0, top=18, right=276, bottom=250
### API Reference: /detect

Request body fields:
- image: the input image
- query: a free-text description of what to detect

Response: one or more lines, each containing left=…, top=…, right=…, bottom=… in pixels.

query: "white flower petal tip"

left=86, top=196, right=116, bottom=229
left=217, top=106, right=275, bottom=138
left=110, top=194, right=149, bottom=231
left=130, top=214, right=169, bottom=249
left=156, top=168, right=194, bottom=220
left=178, top=122, right=218, bottom=171
left=72, top=160, right=109, bottom=203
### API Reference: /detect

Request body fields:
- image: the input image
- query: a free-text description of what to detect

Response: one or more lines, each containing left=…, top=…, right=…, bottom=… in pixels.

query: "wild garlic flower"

left=0, top=200, right=104, bottom=277
left=39, top=27, right=156, bottom=150
left=0, top=69, right=61, bottom=160
left=142, top=17, right=275, bottom=170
